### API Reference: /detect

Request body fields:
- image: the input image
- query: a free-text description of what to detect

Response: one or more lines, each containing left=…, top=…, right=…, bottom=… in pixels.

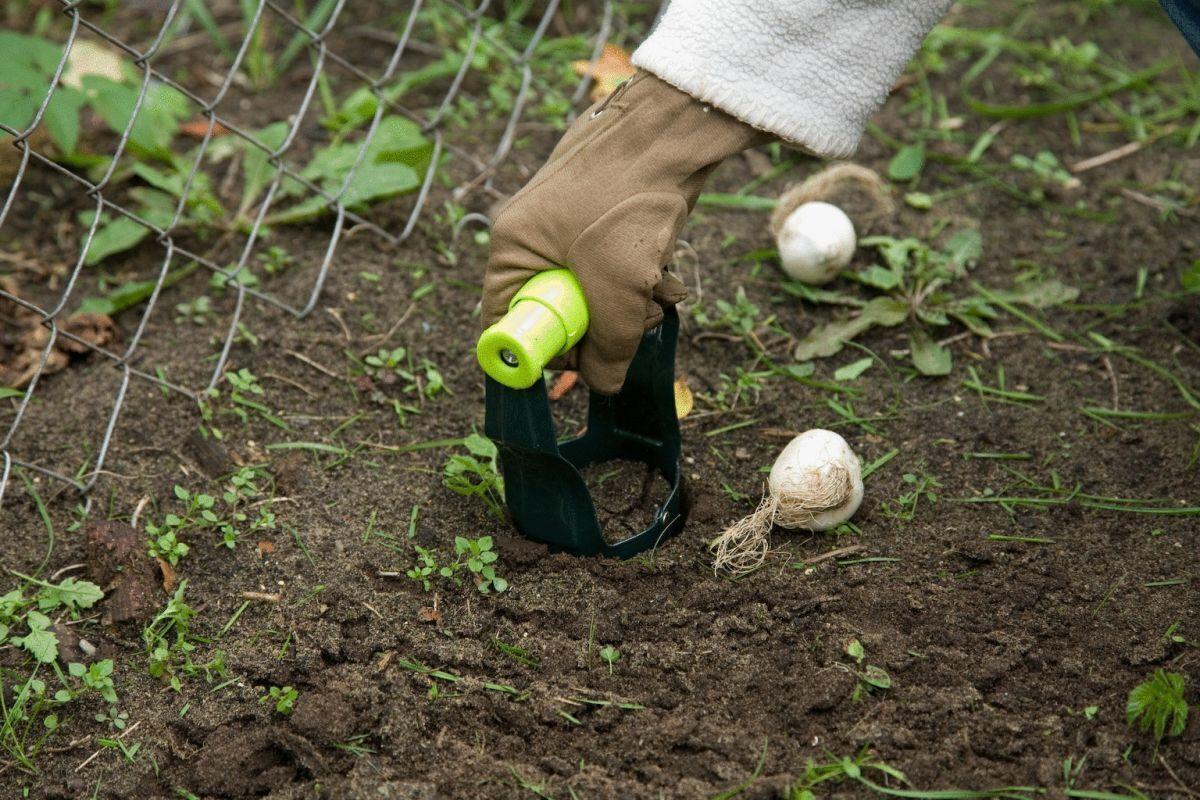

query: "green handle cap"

left=477, top=269, right=589, bottom=389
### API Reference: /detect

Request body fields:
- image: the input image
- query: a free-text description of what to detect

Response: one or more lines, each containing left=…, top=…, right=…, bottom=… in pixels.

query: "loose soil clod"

left=85, top=521, right=165, bottom=625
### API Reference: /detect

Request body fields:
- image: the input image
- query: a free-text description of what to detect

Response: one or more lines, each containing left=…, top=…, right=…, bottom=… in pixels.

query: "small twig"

left=75, top=721, right=141, bottom=773
left=285, top=350, right=341, bottom=380
left=1120, top=187, right=1171, bottom=213
left=1158, top=753, right=1198, bottom=797
left=691, top=332, right=743, bottom=345
left=2, top=734, right=91, bottom=778
left=326, top=308, right=353, bottom=343
left=45, top=563, right=86, bottom=583
left=1092, top=571, right=1127, bottom=618
left=217, top=148, right=242, bottom=204
left=804, top=544, right=866, bottom=565
left=1070, top=140, right=1143, bottom=174
left=343, top=222, right=376, bottom=239
left=359, top=302, right=416, bottom=355
left=1102, top=355, right=1119, bottom=410
left=1047, top=341, right=1091, bottom=353
left=362, top=601, right=383, bottom=620
left=241, top=591, right=281, bottom=602
left=247, top=496, right=294, bottom=510
left=747, top=330, right=769, bottom=354
left=160, top=20, right=244, bottom=55
left=346, top=25, right=441, bottom=54
left=1118, top=187, right=1195, bottom=217
left=130, top=495, right=151, bottom=529
left=890, top=329, right=1030, bottom=358
left=262, top=372, right=317, bottom=397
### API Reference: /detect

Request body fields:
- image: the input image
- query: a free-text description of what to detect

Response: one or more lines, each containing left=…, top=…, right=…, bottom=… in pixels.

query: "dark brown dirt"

left=1, top=2, right=1199, bottom=799
left=582, top=459, right=672, bottom=543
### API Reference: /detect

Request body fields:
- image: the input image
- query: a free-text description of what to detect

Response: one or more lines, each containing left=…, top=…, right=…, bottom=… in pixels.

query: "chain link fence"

left=0, top=0, right=618, bottom=514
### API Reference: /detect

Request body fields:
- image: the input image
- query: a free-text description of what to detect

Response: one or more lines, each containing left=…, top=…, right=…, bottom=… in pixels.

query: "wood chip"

left=548, top=370, right=579, bottom=400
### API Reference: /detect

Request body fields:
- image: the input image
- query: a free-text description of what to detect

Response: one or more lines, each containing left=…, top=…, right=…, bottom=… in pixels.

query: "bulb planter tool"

left=480, top=269, right=687, bottom=557
left=477, top=270, right=589, bottom=390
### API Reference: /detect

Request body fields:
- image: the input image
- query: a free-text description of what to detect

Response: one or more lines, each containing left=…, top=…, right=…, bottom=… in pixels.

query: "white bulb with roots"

left=776, top=201, right=857, bottom=285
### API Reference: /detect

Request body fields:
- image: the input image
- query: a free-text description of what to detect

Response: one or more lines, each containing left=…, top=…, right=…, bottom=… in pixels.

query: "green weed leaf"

left=834, top=358, right=874, bottom=382
left=794, top=298, right=906, bottom=361
left=1126, top=669, right=1189, bottom=741
left=943, top=229, right=983, bottom=269
left=1182, top=260, right=1200, bottom=293
left=43, top=87, right=86, bottom=154
left=0, top=32, right=63, bottom=131
left=910, top=328, right=952, bottom=376
left=887, top=143, right=925, bottom=181
left=82, top=213, right=153, bottom=266
left=856, top=264, right=901, bottom=291
left=862, top=665, right=892, bottom=690
left=82, top=75, right=181, bottom=157
left=39, top=577, right=104, bottom=612
left=14, top=610, right=59, bottom=663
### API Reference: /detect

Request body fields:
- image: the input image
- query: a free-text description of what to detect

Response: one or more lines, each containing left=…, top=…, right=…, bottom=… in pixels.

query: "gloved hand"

left=482, top=71, right=771, bottom=394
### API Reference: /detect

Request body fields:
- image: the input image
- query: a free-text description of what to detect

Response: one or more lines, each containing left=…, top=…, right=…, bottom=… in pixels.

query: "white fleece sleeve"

left=631, top=0, right=954, bottom=158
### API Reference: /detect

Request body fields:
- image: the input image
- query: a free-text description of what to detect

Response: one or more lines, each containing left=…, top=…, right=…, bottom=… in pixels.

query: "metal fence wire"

left=0, top=0, right=616, bottom=514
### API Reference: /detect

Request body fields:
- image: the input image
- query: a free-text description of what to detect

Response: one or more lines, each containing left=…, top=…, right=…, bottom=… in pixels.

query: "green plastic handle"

left=476, top=269, right=589, bottom=389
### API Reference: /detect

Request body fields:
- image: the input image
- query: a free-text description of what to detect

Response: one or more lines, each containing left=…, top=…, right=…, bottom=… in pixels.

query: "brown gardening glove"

left=482, top=71, right=772, bottom=394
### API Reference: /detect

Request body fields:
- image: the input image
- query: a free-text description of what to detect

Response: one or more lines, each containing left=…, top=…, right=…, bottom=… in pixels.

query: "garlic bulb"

left=775, top=201, right=857, bottom=285
left=710, top=429, right=864, bottom=575
left=769, top=429, right=863, bottom=531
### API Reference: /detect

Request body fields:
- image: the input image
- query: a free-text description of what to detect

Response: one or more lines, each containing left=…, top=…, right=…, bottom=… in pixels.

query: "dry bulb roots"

left=769, top=163, right=895, bottom=239
left=710, top=463, right=855, bottom=576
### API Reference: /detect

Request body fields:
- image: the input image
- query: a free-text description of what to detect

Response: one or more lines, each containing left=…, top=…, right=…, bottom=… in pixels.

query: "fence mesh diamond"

left=1, top=0, right=617, bottom=515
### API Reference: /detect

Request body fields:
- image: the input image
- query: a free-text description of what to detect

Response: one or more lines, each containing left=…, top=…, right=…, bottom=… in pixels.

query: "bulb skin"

left=768, top=429, right=863, bottom=531
left=776, top=201, right=857, bottom=285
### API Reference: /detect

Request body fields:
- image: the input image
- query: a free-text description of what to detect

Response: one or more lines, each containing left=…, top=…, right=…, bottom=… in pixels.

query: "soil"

left=1, top=2, right=1199, bottom=799
left=582, top=459, right=671, bottom=543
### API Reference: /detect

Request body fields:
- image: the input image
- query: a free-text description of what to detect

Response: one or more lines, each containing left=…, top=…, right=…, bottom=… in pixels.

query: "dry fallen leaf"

left=0, top=341, right=67, bottom=389
left=59, top=312, right=117, bottom=353
left=1, top=281, right=119, bottom=388
left=179, top=118, right=231, bottom=139
left=418, top=606, right=441, bottom=624
left=674, top=376, right=694, bottom=419
left=548, top=370, right=579, bottom=401
left=157, top=557, right=177, bottom=593
left=572, top=43, right=635, bottom=102
left=257, top=539, right=275, bottom=555
left=0, top=276, right=36, bottom=326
